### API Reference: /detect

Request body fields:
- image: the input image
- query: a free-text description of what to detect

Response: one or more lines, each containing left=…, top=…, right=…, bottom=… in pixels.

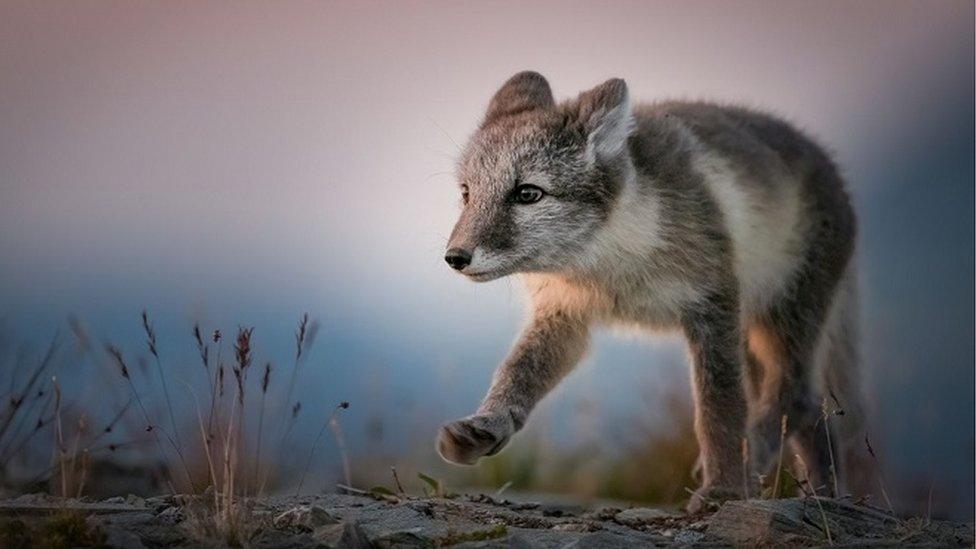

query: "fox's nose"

left=445, top=248, right=472, bottom=271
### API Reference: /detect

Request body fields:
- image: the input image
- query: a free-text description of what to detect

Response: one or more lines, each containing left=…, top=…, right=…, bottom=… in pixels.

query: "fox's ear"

left=483, top=71, right=555, bottom=125
left=575, top=78, right=634, bottom=163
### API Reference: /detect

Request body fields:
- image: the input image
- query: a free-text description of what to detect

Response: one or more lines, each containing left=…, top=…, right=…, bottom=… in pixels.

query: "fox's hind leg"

left=816, top=263, right=869, bottom=497
left=746, top=261, right=856, bottom=495
left=747, top=310, right=837, bottom=496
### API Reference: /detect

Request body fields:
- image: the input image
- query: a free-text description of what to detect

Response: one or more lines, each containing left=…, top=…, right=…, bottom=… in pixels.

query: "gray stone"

left=102, top=525, right=148, bottom=549
left=273, top=504, right=340, bottom=530
left=672, top=529, right=706, bottom=544
left=613, top=507, right=673, bottom=526
left=156, top=505, right=184, bottom=525
left=125, top=494, right=147, bottom=507
left=566, top=530, right=657, bottom=548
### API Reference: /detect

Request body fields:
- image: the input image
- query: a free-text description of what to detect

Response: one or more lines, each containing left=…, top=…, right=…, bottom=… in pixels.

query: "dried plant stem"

left=329, top=405, right=351, bottom=487
left=183, top=380, right=220, bottom=515
left=741, top=437, right=750, bottom=499
left=821, top=398, right=839, bottom=497
left=296, top=402, right=349, bottom=496
left=52, top=377, right=67, bottom=499
left=864, top=433, right=895, bottom=513
left=773, top=414, right=788, bottom=499
left=254, top=363, right=271, bottom=494
left=67, top=415, right=87, bottom=490
left=391, top=466, right=405, bottom=495
left=283, top=314, right=311, bottom=416
left=0, top=334, right=59, bottom=447
left=82, top=400, right=132, bottom=455
left=142, top=312, right=186, bottom=472
left=107, top=345, right=187, bottom=490
left=28, top=438, right=143, bottom=486
left=207, top=338, right=223, bottom=439
left=0, top=386, right=55, bottom=464
left=75, top=450, right=90, bottom=498
left=796, top=453, right=833, bottom=545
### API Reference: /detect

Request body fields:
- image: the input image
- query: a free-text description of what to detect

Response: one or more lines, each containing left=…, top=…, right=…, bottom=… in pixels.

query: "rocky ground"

left=0, top=488, right=972, bottom=548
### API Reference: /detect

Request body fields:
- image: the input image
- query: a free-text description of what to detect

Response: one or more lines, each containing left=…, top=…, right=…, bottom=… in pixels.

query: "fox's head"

left=445, top=71, right=635, bottom=281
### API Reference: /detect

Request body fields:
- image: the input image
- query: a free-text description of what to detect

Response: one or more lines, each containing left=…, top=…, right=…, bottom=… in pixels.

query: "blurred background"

left=1, top=1, right=972, bottom=518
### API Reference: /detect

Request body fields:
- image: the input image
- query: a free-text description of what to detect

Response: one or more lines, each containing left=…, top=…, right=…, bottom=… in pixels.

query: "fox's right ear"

left=574, top=78, right=635, bottom=165
left=483, top=71, right=555, bottom=126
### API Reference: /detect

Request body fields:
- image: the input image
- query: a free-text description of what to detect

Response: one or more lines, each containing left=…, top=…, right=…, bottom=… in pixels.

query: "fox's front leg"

left=682, top=293, right=749, bottom=512
left=437, top=309, right=589, bottom=465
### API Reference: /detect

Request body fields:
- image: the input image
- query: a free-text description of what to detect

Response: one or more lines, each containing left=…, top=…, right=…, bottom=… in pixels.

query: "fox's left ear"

left=575, top=78, right=635, bottom=164
left=483, top=71, right=555, bottom=126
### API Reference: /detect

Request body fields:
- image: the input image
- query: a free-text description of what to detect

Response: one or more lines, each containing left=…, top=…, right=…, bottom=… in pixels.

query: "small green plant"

left=419, top=471, right=456, bottom=498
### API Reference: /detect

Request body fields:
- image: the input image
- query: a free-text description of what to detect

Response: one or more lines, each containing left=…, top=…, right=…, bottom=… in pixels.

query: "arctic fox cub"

left=439, top=72, right=864, bottom=510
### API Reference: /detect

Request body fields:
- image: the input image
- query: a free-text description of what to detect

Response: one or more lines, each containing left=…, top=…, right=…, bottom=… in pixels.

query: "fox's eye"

left=512, top=184, right=544, bottom=204
left=460, top=185, right=469, bottom=205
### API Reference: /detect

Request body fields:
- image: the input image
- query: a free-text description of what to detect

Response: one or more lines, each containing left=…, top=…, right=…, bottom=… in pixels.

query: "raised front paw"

left=685, top=484, right=742, bottom=514
left=437, top=413, right=514, bottom=465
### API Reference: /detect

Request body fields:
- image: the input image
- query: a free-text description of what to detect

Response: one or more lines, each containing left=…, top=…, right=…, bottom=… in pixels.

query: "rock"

left=156, top=506, right=184, bottom=525
left=0, top=491, right=971, bottom=548
left=125, top=494, right=147, bottom=507
left=273, top=504, right=340, bottom=531
left=672, top=529, right=706, bottom=544
left=102, top=496, right=125, bottom=505
left=371, top=526, right=428, bottom=548
left=337, top=520, right=372, bottom=548
left=102, top=525, right=147, bottom=548
left=551, top=521, right=596, bottom=532
left=704, top=497, right=907, bottom=546
left=565, top=530, right=656, bottom=548
left=538, top=502, right=582, bottom=517
left=613, top=507, right=673, bottom=526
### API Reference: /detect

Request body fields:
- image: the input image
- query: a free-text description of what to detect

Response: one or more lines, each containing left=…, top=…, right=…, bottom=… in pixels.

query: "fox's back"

left=624, top=101, right=855, bottom=314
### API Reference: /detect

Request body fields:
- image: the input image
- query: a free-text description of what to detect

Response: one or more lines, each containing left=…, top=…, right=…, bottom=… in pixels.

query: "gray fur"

left=439, top=72, right=863, bottom=511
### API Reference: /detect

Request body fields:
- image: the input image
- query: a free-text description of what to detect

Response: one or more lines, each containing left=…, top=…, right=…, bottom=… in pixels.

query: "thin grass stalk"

left=271, top=315, right=312, bottom=478
left=821, top=398, right=839, bottom=497
left=27, top=438, right=144, bottom=485
left=296, top=402, right=349, bottom=496
left=254, top=363, right=271, bottom=494
left=328, top=403, right=352, bottom=487
left=233, top=328, right=252, bottom=498
left=67, top=414, right=87, bottom=489
left=773, top=414, right=788, bottom=499
left=82, top=400, right=132, bottom=454
left=0, top=385, right=55, bottom=463
left=2, top=413, right=52, bottom=464
left=391, top=466, right=405, bottom=495
left=106, top=344, right=184, bottom=491
left=0, top=333, right=60, bottom=446
left=75, top=450, right=90, bottom=498
left=141, top=311, right=187, bottom=471
left=207, top=331, right=223, bottom=439
left=795, top=453, right=833, bottom=545
left=741, top=437, right=750, bottom=499
left=52, top=377, right=67, bottom=499
left=283, top=314, right=310, bottom=418
left=182, top=380, right=220, bottom=516
left=864, top=433, right=895, bottom=513
left=221, top=327, right=252, bottom=524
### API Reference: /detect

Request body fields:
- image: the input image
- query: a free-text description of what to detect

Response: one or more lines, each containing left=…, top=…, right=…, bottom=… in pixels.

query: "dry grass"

left=0, top=312, right=349, bottom=544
